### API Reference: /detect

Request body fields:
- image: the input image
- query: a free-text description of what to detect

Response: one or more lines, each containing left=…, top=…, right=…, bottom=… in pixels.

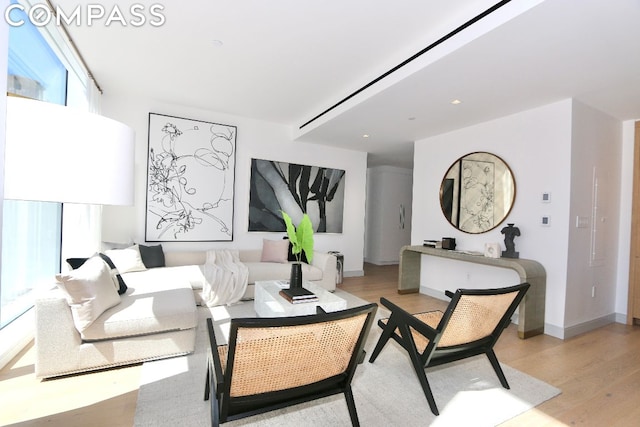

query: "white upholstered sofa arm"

left=311, top=251, right=337, bottom=291
left=35, top=292, right=82, bottom=378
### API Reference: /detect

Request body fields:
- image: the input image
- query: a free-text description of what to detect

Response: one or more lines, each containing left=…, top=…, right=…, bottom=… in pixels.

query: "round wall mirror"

left=439, top=151, right=516, bottom=234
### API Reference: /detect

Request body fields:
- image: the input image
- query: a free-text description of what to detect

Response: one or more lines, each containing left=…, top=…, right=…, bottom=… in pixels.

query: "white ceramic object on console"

left=484, top=243, right=501, bottom=259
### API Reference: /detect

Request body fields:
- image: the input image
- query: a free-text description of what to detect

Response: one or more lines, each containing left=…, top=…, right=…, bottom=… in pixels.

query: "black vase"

left=289, top=262, right=303, bottom=289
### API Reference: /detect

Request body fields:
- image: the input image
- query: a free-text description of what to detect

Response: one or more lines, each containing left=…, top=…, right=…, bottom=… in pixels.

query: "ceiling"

left=53, top=0, right=640, bottom=169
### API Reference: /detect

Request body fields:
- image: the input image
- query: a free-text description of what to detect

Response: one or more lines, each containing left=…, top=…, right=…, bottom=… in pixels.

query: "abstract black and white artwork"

left=248, top=159, right=345, bottom=233
left=145, top=113, right=236, bottom=241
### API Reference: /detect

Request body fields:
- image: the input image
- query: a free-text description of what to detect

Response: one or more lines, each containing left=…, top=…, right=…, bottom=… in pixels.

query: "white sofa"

left=164, top=249, right=337, bottom=300
left=35, top=248, right=337, bottom=378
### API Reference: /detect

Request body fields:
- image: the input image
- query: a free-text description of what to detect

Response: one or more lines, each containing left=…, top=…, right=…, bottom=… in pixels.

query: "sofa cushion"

left=80, top=280, right=197, bottom=341
left=122, top=265, right=207, bottom=290
left=64, top=254, right=128, bottom=295
left=105, top=245, right=147, bottom=273
left=66, top=257, right=89, bottom=270
left=260, top=239, right=289, bottom=263
left=245, top=261, right=322, bottom=284
left=138, top=244, right=166, bottom=268
left=55, top=256, right=122, bottom=333
left=97, top=253, right=128, bottom=295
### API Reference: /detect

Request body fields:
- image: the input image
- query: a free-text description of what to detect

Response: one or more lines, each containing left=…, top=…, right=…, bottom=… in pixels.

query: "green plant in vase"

left=282, top=211, right=314, bottom=288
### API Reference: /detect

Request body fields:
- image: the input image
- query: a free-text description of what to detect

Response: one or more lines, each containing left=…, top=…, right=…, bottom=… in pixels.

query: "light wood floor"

left=2, top=263, right=639, bottom=426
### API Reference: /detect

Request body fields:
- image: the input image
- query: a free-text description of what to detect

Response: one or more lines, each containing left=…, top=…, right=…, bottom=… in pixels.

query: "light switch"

left=542, top=192, right=551, bottom=203
left=541, top=215, right=551, bottom=226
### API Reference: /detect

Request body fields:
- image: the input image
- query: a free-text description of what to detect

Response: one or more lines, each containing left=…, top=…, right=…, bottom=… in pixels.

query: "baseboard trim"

left=544, top=313, right=621, bottom=340
left=543, top=323, right=563, bottom=339
left=614, top=312, right=627, bottom=324
left=562, top=314, right=617, bottom=339
left=344, top=270, right=364, bottom=278
left=420, top=286, right=449, bottom=301
left=363, top=259, right=399, bottom=266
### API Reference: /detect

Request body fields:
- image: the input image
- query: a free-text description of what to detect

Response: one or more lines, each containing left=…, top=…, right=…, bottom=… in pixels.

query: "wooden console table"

left=398, top=245, right=546, bottom=339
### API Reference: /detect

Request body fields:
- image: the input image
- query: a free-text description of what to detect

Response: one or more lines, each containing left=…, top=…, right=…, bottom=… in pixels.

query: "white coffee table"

left=254, top=280, right=347, bottom=317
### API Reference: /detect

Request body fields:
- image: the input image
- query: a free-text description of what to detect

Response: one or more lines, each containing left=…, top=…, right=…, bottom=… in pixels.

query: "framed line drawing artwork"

left=439, top=151, right=515, bottom=234
left=248, top=158, right=345, bottom=233
left=458, top=157, right=495, bottom=233
left=145, top=113, right=237, bottom=241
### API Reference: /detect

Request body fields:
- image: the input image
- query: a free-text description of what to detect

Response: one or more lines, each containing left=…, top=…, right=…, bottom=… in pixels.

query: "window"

left=0, top=203, right=62, bottom=327
left=1, top=3, right=66, bottom=328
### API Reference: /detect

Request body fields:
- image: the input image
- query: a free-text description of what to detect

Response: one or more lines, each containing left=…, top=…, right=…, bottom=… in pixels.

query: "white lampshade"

left=4, top=96, right=135, bottom=205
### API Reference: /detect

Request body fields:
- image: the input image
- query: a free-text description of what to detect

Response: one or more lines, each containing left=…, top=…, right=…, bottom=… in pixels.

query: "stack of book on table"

left=279, top=287, right=319, bottom=304
left=423, top=240, right=442, bottom=248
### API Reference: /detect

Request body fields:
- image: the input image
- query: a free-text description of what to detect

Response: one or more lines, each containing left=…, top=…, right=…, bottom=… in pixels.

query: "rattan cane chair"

left=205, top=303, right=378, bottom=426
left=369, top=283, right=530, bottom=416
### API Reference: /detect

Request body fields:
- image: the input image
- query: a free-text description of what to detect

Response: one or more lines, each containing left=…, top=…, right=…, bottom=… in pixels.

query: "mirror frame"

left=439, top=151, right=516, bottom=234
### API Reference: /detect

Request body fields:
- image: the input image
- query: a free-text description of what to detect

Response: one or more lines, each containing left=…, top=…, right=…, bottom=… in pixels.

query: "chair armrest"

left=379, top=297, right=439, bottom=341
left=445, top=290, right=454, bottom=299
left=35, top=292, right=82, bottom=378
left=206, top=318, right=225, bottom=392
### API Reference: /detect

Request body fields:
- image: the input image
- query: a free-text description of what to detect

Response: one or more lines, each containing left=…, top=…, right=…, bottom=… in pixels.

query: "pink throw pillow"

left=261, top=239, right=290, bottom=263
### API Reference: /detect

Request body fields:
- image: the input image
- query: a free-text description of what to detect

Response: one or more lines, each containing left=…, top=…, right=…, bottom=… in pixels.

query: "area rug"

left=134, top=290, right=560, bottom=426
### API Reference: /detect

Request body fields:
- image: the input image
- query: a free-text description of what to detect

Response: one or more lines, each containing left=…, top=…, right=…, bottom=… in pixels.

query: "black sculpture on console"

left=501, top=223, right=520, bottom=258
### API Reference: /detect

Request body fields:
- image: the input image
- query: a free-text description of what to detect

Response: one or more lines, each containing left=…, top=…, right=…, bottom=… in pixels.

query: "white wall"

left=565, top=101, right=622, bottom=332
left=100, top=95, right=368, bottom=276
left=616, top=120, right=637, bottom=319
left=413, top=100, right=575, bottom=337
left=413, top=99, right=628, bottom=338
left=365, top=165, right=412, bottom=264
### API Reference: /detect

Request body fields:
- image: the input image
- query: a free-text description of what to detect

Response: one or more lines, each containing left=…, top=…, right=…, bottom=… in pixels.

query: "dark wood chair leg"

left=204, top=361, right=220, bottom=426
left=410, top=355, right=439, bottom=415
left=368, top=319, right=396, bottom=363
left=211, top=393, right=220, bottom=427
left=204, top=363, right=211, bottom=401
left=486, top=349, right=510, bottom=389
left=344, top=385, right=360, bottom=427
left=400, top=324, right=440, bottom=416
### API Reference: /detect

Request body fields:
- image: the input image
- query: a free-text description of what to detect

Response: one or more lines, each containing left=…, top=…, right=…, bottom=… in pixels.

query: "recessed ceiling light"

left=408, top=117, right=416, bottom=121
left=212, top=39, right=224, bottom=47
left=451, top=99, right=462, bottom=105
left=362, top=134, right=370, bottom=138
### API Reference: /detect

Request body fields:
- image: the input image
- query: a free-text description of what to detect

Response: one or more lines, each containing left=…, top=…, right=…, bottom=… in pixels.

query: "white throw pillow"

left=55, top=256, right=121, bottom=332
left=105, top=244, right=147, bottom=273
left=260, top=239, right=290, bottom=263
